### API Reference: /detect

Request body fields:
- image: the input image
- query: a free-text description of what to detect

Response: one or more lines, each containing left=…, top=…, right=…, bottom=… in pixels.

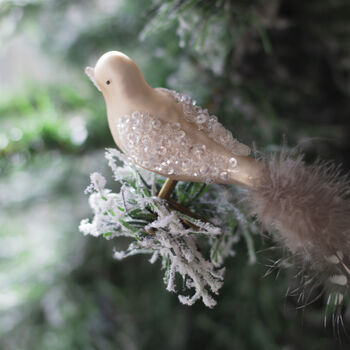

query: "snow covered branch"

left=80, top=148, right=255, bottom=307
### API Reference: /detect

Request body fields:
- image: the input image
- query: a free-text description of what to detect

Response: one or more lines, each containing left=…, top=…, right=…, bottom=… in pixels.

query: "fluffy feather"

left=246, top=151, right=350, bottom=302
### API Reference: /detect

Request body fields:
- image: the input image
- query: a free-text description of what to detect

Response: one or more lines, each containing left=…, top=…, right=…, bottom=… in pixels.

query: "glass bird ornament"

left=85, top=51, right=350, bottom=312
left=85, top=51, right=261, bottom=190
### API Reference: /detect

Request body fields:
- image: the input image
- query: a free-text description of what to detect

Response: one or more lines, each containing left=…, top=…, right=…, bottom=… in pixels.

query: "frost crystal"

left=80, top=149, right=254, bottom=307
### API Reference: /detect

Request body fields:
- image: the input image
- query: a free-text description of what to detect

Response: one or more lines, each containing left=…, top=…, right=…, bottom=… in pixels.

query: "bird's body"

left=86, top=51, right=260, bottom=188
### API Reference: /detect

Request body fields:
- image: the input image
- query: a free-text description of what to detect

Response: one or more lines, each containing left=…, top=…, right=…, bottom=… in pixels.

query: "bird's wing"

left=115, top=109, right=242, bottom=185
left=156, top=88, right=251, bottom=157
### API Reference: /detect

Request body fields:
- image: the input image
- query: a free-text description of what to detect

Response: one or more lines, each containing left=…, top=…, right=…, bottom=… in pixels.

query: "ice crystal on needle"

left=80, top=149, right=253, bottom=307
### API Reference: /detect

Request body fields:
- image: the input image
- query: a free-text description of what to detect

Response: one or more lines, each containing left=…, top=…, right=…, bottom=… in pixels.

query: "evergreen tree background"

left=1, top=0, right=350, bottom=349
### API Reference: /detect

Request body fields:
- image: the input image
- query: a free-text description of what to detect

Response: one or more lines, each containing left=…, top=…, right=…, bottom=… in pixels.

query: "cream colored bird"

left=85, top=51, right=350, bottom=300
left=85, top=51, right=261, bottom=189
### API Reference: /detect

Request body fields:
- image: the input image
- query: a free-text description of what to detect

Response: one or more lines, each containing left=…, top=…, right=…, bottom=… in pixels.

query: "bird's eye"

left=106, top=80, right=111, bottom=85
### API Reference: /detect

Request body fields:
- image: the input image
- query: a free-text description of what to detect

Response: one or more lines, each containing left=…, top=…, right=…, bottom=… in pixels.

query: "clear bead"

left=184, top=113, right=192, bottom=121
left=132, top=111, right=140, bottom=119
left=213, top=123, right=223, bottom=134
left=171, top=122, right=181, bottom=131
left=200, top=165, right=209, bottom=174
left=156, top=146, right=167, bottom=155
left=220, top=171, right=228, bottom=181
left=211, top=168, right=219, bottom=177
left=163, top=138, right=171, bottom=148
left=176, top=130, right=186, bottom=139
left=142, top=135, right=151, bottom=145
left=192, top=144, right=206, bottom=156
left=124, top=116, right=131, bottom=124
left=182, top=159, right=191, bottom=170
left=183, top=104, right=192, bottom=115
left=180, top=139, right=188, bottom=148
left=229, top=157, right=237, bottom=167
left=152, top=119, right=161, bottom=129
left=134, top=134, right=141, bottom=143
left=209, top=115, right=218, bottom=123
left=143, top=121, right=152, bottom=133
left=196, top=114, right=207, bottom=124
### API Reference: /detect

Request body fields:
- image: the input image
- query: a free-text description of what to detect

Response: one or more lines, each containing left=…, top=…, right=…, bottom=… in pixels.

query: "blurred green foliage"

left=1, top=0, right=350, bottom=349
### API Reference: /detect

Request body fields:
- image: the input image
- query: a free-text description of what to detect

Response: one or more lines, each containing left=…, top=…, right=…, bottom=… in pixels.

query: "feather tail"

left=246, top=150, right=350, bottom=304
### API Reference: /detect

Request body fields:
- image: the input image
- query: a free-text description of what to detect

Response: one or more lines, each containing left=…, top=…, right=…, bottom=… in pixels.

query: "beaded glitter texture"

left=116, top=89, right=250, bottom=183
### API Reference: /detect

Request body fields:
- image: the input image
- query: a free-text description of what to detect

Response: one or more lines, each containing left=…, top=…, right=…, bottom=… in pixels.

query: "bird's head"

left=85, top=51, right=151, bottom=103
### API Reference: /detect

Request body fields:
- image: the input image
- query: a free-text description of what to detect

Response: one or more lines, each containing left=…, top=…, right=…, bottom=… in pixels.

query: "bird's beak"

left=85, top=66, right=101, bottom=92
